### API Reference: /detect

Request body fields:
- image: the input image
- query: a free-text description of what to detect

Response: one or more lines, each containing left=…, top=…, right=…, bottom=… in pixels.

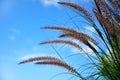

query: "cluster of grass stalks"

left=19, top=0, right=120, bottom=80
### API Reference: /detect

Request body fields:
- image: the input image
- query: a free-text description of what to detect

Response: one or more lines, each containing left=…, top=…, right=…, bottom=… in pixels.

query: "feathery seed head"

left=35, top=60, right=76, bottom=73
left=59, top=32, right=98, bottom=45
left=42, top=26, right=77, bottom=33
left=19, top=56, right=76, bottom=73
left=94, top=10, right=115, bottom=35
left=40, top=40, right=82, bottom=50
left=57, top=2, right=94, bottom=21
left=19, top=56, right=61, bottom=64
left=95, top=0, right=110, bottom=19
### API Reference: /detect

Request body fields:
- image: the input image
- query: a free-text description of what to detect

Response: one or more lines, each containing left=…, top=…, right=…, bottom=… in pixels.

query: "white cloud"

left=19, top=54, right=42, bottom=60
left=9, top=35, right=15, bottom=41
left=85, top=26, right=95, bottom=32
left=11, top=28, right=20, bottom=33
left=72, top=45, right=93, bottom=55
left=40, top=0, right=59, bottom=6
left=8, top=28, right=20, bottom=41
left=1, top=66, right=16, bottom=80
left=83, top=0, right=91, bottom=2
left=24, top=38, right=34, bottom=44
left=71, top=39, right=98, bottom=55
left=72, top=48, right=81, bottom=53
left=19, top=53, right=58, bottom=60
left=0, top=0, right=16, bottom=15
left=83, top=26, right=96, bottom=37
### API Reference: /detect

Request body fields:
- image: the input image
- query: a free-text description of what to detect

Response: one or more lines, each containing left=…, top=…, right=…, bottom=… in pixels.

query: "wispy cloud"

left=72, top=45, right=93, bottom=55
left=85, top=26, right=95, bottom=32
left=24, top=38, right=34, bottom=44
left=83, top=0, right=91, bottom=2
left=11, top=28, right=20, bottom=34
left=0, top=0, right=16, bottom=15
left=71, top=40, right=98, bottom=56
left=8, top=28, right=21, bottom=41
left=9, top=35, right=16, bottom=41
left=40, top=0, right=59, bottom=6
left=84, top=26, right=96, bottom=37
left=19, top=53, right=58, bottom=60
left=1, top=66, right=16, bottom=80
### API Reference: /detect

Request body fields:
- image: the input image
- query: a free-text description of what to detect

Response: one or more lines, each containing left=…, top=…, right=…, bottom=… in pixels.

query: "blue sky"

left=0, top=0, right=95, bottom=80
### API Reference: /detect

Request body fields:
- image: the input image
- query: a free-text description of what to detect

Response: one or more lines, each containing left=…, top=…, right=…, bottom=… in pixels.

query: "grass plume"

left=40, top=40, right=82, bottom=50
left=19, top=56, right=76, bottom=73
left=19, top=56, right=62, bottom=64
left=57, top=2, right=93, bottom=21
left=35, top=60, right=76, bottom=73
